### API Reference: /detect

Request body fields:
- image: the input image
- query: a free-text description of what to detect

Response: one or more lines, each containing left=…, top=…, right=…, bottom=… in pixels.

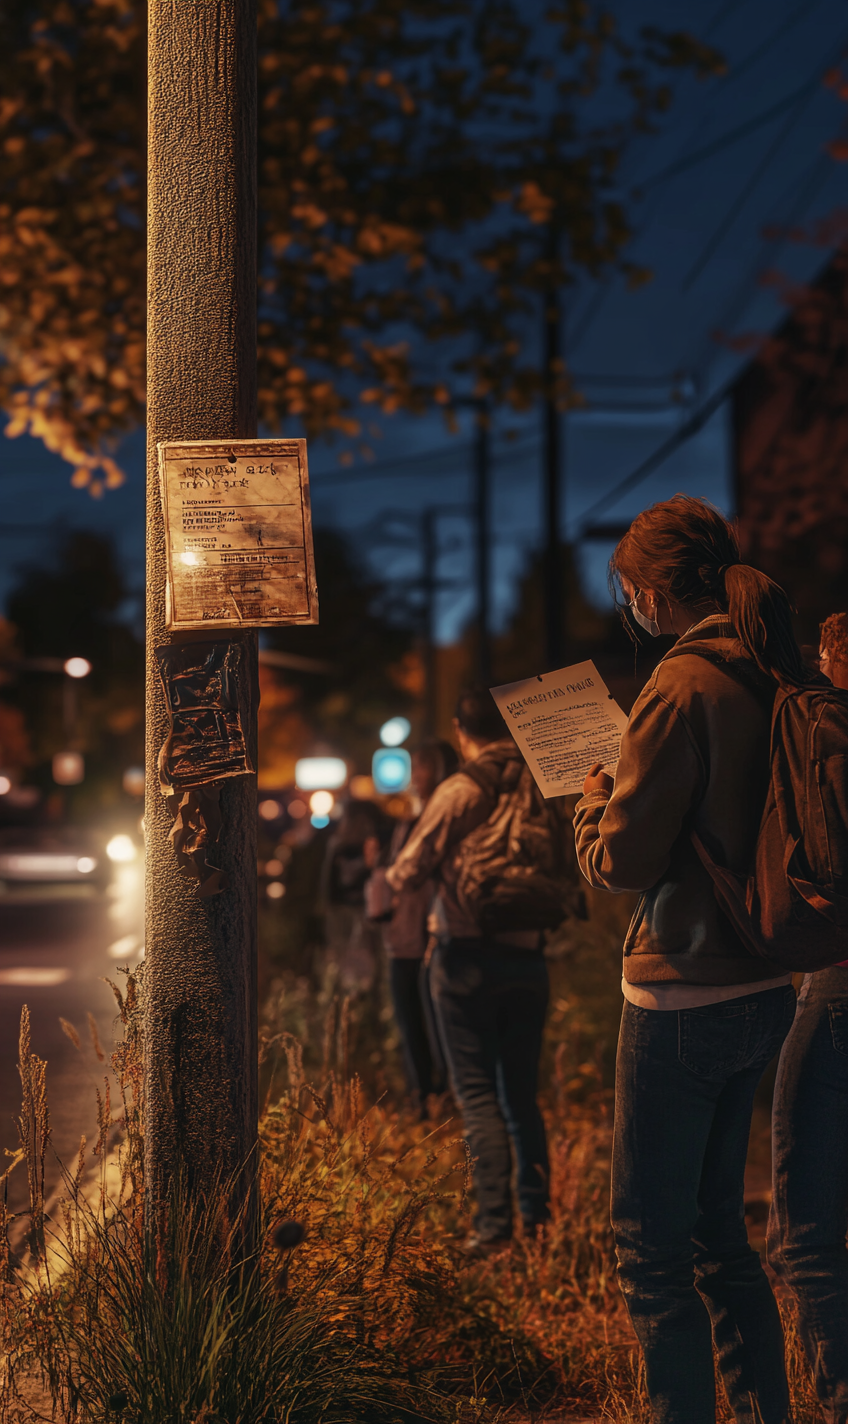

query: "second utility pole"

left=474, top=402, right=491, bottom=686
left=543, top=226, right=563, bottom=672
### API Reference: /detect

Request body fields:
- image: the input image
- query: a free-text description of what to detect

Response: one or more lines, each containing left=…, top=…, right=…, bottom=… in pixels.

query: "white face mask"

left=628, top=591, right=661, bottom=638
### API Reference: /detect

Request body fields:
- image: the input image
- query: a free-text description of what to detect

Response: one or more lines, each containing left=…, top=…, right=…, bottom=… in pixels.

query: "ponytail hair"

left=611, top=495, right=808, bottom=685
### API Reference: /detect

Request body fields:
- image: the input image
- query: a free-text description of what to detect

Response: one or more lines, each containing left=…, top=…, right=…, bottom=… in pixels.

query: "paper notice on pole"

left=490, top=661, right=629, bottom=798
left=158, top=438, right=318, bottom=630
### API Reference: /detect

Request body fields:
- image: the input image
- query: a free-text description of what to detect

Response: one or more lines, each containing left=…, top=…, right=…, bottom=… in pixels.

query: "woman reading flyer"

left=573, top=495, right=806, bottom=1424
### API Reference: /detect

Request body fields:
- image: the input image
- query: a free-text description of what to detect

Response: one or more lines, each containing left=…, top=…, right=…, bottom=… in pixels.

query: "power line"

left=681, top=78, right=822, bottom=292
left=310, top=390, right=691, bottom=489
left=573, top=377, right=735, bottom=534
left=713, top=0, right=823, bottom=86
left=704, top=0, right=749, bottom=38
left=569, top=12, right=835, bottom=356
left=638, top=75, right=828, bottom=195
left=691, top=124, right=845, bottom=386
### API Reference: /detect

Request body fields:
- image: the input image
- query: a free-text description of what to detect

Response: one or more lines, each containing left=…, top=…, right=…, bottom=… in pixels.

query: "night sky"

left=2, top=0, right=846, bottom=639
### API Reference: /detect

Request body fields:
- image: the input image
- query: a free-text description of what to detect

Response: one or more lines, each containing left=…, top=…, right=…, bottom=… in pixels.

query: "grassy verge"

left=0, top=902, right=826, bottom=1422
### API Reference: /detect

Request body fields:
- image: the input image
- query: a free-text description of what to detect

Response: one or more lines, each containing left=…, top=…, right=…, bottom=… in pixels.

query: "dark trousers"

left=388, top=957, right=445, bottom=1105
left=430, top=938, right=550, bottom=1240
left=613, top=986, right=795, bottom=1424
left=769, top=966, right=848, bottom=1424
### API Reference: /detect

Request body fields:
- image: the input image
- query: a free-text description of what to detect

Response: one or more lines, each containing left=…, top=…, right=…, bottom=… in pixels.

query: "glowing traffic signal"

left=372, top=748, right=411, bottom=794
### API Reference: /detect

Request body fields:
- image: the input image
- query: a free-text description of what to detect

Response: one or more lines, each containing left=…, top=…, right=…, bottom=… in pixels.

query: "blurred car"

left=0, top=826, right=109, bottom=896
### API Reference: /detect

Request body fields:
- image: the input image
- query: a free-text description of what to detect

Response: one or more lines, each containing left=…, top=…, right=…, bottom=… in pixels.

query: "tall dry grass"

left=0, top=919, right=829, bottom=1422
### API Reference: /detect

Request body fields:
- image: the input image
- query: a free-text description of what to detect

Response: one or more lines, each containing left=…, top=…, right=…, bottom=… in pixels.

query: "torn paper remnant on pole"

left=158, top=438, right=318, bottom=629
left=490, top=660, right=629, bottom=798
left=156, top=641, right=255, bottom=896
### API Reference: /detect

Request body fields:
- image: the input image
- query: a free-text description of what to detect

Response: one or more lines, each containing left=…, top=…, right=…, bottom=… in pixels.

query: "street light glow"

left=0, top=776, right=10, bottom=795
left=106, top=834, right=137, bottom=864
left=123, top=766, right=145, bottom=796
left=52, top=751, right=84, bottom=785
left=379, top=716, right=411, bottom=747
left=64, top=657, right=92, bottom=679
left=309, top=790, right=334, bottom=816
left=295, top=757, right=347, bottom=791
left=258, top=798, right=282, bottom=820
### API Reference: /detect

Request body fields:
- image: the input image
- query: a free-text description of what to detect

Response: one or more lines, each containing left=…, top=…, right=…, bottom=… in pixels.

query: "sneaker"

left=460, top=1230, right=512, bottom=1259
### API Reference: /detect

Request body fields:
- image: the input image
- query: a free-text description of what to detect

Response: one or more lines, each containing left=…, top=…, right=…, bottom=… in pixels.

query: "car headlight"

left=106, top=835, right=137, bottom=864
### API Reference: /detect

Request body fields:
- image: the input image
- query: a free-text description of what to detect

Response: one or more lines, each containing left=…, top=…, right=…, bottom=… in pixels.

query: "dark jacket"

left=574, top=616, right=785, bottom=986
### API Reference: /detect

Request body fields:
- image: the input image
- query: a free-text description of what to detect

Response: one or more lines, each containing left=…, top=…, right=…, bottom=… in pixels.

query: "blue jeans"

left=430, top=938, right=549, bottom=1240
left=769, top=965, right=848, bottom=1424
left=613, top=986, right=795, bottom=1424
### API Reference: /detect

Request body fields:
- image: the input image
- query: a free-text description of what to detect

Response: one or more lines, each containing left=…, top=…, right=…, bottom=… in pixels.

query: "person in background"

left=575, top=496, right=802, bottom=1424
left=320, top=799, right=389, bottom=991
left=365, top=740, right=457, bottom=1112
left=386, top=690, right=574, bottom=1256
left=768, top=610, right=848, bottom=1424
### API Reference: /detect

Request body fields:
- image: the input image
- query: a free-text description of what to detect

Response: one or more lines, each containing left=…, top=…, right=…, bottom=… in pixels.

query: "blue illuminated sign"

left=372, top=748, right=411, bottom=794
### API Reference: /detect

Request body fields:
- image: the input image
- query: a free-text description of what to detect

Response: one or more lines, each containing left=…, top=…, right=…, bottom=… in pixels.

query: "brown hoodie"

left=574, top=616, right=785, bottom=986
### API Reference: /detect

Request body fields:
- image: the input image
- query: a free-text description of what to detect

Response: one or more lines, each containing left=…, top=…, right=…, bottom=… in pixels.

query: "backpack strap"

left=661, top=640, right=777, bottom=716
left=457, top=759, right=499, bottom=810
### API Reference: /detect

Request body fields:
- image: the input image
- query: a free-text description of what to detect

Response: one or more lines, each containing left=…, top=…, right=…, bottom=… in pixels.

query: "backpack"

left=665, top=642, right=848, bottom=971
left=454, top=748, right=581, bottom=935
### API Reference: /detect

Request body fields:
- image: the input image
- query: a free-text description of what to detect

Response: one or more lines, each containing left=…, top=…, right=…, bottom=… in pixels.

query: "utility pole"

left=145, top=1, right=258, bottom=1211
left=474, top=404, right=491, bottom=686
left=421, top=508, right=438, bottom=736
left=543, top=226, right=563, bottom=671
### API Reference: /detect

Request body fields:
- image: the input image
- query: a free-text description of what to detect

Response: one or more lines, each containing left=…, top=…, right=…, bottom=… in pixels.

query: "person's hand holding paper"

left=583, top=761, right=615, bottom=797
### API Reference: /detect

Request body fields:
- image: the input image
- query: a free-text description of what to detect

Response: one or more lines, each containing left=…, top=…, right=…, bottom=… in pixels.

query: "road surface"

left=0, top=861, right=143, bottom=1220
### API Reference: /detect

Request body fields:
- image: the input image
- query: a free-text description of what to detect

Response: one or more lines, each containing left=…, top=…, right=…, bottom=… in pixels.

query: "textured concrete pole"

left=145, top=1, right=258, bottom=1207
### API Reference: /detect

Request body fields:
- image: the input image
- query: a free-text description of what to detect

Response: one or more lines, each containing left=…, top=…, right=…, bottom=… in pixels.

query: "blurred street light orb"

left=0, top=776, right=10, bottom=795
left=53, top=751, right=84, bottom=785
left=288, top=798, right=307, bottom=820
left=349, top=775, right=375, bottom=800
left=310, top=814, right=330, bottom=829
left=76, top=857, right=97, bottom=874
left=258, top=798, right=283, bottom=821
left=309, top=790, right=334, bottom=817
left=265, top=858, right=284, bottom=877
left=122, top=766, right=145, bottom=796
left=106, top=834, right=137, bottom=864
left=379, top=716, right=411, bottom=747
left=295, top=756, right=347, bottom=790
left=64, top=657, right=92, bottom=679
left=372, top=748, right=411, bottom=794
left=266, top=881, right=286, bottom=899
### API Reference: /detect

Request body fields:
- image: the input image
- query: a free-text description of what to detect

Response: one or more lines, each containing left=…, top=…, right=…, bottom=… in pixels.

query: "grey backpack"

left=454, top=749, right=580, bottom=935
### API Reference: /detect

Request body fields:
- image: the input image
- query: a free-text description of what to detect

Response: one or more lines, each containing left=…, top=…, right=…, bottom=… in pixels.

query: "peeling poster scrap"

left=158, top=438, right=318, bottom=630
left=156, top=641, right=255, bottom=897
